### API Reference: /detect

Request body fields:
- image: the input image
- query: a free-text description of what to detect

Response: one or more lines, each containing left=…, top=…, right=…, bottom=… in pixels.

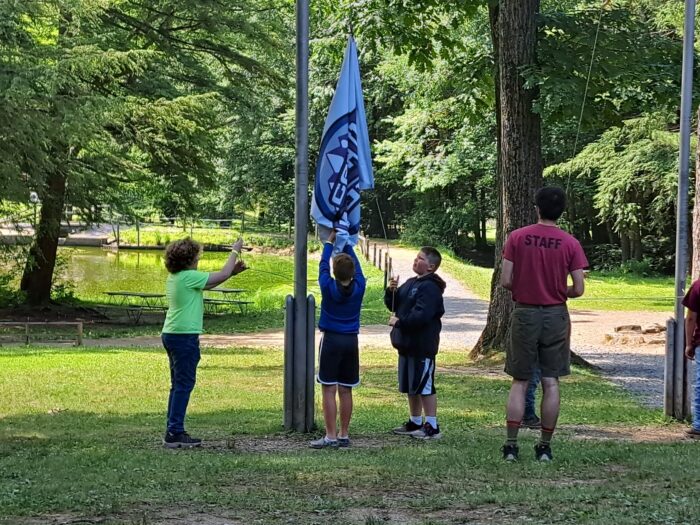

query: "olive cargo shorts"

left=505, top=303, right=570, bottom=380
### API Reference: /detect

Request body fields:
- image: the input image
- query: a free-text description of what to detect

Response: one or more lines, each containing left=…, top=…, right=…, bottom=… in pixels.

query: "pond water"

left=57, top=247, right=300, bottom=304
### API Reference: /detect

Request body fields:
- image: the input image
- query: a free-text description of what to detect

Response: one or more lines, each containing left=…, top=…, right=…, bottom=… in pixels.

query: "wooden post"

left=373, top=243, right=377, bottom=266
left=116, top=222, right=120, bottom=248
left=366, top=237, right=370, bottom=260
left=76, top=322, right=83, bottom=347
left=384, top=251, right=389, bottom=275
left=136, top=219, right=140, bottom=248
left=378, top=248, right=383, bottom=270
left=25, top=323, right=30, bottom=345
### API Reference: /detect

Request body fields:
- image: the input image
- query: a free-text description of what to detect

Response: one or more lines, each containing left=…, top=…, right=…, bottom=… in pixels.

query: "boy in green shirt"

left=161, top=237, right=246, bottom=448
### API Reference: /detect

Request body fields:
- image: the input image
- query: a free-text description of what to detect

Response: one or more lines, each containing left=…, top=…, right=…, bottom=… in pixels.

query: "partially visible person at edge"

left=385, top=247, right=446, bottom=440
left=682, top=280, right=700, bottom=439
left=500, top=186, right=588, bottom=462
left=161, top=237, right=247, bottom=448
left=309, top=229, right=366, bottom=449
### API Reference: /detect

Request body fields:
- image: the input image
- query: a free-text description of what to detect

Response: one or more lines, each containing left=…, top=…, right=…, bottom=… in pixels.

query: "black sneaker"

left=502, top=443, right=519, bottom=461
left=337, top=437, right=351, bottom=448
left=411, top=422, right=443, bottom=440
left=392, top=420, right=422, bottom=435
left=534, top=443, right=553, bottom=462
left=163, top=432, right=202, bottom=449
left=521, top=415, right=542, bottom=429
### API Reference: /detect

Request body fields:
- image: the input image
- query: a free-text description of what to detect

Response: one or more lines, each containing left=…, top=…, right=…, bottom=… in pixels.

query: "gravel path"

left=87, top=245, right=672, bottom=408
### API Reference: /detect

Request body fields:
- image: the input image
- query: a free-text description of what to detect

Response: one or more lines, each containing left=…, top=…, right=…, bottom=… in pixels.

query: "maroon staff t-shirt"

left=682, top=280, right=700, bottom=347
left=503, top=224, right=588, bottom=306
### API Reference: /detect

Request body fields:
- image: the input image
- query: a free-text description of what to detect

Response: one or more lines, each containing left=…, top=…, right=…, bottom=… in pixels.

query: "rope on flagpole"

left=566, top=0, right=608, bottom=195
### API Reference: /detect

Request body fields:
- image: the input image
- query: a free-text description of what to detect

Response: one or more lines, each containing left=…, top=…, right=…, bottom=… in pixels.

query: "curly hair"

left=164, top=238, right=201, bottom=273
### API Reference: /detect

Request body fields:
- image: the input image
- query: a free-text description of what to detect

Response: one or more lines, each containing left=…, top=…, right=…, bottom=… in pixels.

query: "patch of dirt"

left=0, top=304, right=106, bottom=323
left=344, top=504, right=529, bottom=525
left=199, top=433, right=411, bottom=454
left=569, top=310, right=669, bottom=349
left=561, top=424, right=688, bottom=443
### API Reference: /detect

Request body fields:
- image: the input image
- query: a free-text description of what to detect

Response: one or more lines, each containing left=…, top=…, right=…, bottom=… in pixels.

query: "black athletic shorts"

left=316, top=331, right=360, bottom=387
left=398, top=355, right=436, bottom=396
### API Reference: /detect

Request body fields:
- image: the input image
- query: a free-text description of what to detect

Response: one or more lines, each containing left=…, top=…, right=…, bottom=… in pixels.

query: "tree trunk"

left=472, top=0, right=543, bottom=357
left=20, top=169, right=67, bottom=305
left=620, top=234, right=630, bottom=263
left=692, top=106, right=700, bottom=280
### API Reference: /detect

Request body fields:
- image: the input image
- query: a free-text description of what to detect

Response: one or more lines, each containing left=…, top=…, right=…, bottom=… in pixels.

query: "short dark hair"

left=333, top=253, right=355, bottom=282
left=164, top=238, right=201, bottom=273
left=421, top=246, right=442, bottom=271
left=535, top=186, right=567, bottom=221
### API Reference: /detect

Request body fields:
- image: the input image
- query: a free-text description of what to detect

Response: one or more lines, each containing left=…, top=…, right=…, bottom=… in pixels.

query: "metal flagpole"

left=291, top=0, right=312, bottom=432
left=669, top=0, right=695, bottom=420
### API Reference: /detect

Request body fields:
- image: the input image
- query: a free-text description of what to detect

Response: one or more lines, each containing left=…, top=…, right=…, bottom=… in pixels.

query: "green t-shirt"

left=162, top=270, right=210, bottom=334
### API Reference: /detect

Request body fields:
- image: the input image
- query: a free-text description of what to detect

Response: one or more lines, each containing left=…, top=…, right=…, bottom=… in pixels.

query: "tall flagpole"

left=668, top=0, right=695, bottom=420
left=292, top=0, right=311, bottom=431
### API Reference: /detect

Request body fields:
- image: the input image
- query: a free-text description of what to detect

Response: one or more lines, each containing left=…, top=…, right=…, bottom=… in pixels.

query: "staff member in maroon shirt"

left=499, top=186, right=588, bottom=462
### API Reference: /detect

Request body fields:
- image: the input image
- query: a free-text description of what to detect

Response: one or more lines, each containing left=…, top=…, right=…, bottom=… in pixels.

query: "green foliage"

left=547, top=116, right=681, bottom=264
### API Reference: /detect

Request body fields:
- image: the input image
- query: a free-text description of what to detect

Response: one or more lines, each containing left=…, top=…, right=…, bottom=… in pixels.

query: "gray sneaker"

left=309, top=437, right=339, bottom=449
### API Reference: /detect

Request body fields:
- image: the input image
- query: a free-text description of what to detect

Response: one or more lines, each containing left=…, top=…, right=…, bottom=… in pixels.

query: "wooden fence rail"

left=0, top=321, right=83, bottom=346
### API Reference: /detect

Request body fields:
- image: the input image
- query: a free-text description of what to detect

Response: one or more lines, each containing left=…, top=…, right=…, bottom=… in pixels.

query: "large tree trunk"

left=20, top=169, right=67, bottom=306
left=472, top=0, right=543, bottom=357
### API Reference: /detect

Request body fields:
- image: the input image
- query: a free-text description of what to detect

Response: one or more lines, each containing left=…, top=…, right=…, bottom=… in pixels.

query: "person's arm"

left=566, top=269, right=585, bottom=298
left=205, top=238, right=245, bottom=289
left=344, top=244, right=365, bottom=287
left=500, top=259, right=514, bottom=290
left=319, top=241, right=334, bottom=289
left=686, top=310, right=697, bottom=360
left=384, top=277, right=399, bottom=310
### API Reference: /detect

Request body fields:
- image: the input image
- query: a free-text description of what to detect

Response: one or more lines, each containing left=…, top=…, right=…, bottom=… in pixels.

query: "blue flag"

left=311, top=37, right=374, bottom=253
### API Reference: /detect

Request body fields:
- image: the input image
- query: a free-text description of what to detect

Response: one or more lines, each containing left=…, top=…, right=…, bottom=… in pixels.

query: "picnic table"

left=103, top=291, right=167, bottom=324
left=104, top=291, right=166, bottom=308
left=204, top=288, right=252, bottom=314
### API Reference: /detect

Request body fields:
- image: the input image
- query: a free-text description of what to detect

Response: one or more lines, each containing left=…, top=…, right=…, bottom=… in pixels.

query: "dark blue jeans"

left=524, top=367, right=541, bottom=420
left=162, top=333, right=201, bottom=434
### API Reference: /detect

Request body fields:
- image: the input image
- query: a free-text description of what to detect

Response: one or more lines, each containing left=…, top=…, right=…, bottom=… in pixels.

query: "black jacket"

left=384, top=272, right=446, bottom=357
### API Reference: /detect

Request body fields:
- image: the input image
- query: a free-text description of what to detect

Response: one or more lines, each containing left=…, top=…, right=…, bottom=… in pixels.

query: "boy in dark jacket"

left=310, top=230, right=366, bottom=449
left=384, top=247, right=446, bottom=440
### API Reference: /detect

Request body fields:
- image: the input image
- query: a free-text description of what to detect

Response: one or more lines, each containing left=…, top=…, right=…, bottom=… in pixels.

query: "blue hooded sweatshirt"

left=318, top=242, right=366, bottom=334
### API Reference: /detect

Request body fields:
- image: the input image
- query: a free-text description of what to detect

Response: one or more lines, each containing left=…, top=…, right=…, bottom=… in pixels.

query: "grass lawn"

left=0, top=344, right=695, bottom=524
left=440, top=254, right=675, bottom=313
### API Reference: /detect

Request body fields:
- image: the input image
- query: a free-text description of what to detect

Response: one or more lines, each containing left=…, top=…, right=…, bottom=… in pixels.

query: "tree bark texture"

left=472, top=0, right=543, bottom=357
left=20, top=169, right=67, bottom=305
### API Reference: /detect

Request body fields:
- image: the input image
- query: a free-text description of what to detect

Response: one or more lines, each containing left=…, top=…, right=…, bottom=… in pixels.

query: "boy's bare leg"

left=322, top=384, right=338, bottom=439
left=338, top=386, right=353, bottom=437
left=421, top=394, right=437, bottom=417
left=408, top=394, right=422, bottom=419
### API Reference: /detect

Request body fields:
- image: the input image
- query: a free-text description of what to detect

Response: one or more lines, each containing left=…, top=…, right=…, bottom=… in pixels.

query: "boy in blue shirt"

left=310, top=230, right=366, bottom=449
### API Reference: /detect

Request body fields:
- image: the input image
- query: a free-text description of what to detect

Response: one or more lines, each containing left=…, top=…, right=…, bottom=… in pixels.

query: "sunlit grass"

left=0, top=344, right=694, bottom=524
